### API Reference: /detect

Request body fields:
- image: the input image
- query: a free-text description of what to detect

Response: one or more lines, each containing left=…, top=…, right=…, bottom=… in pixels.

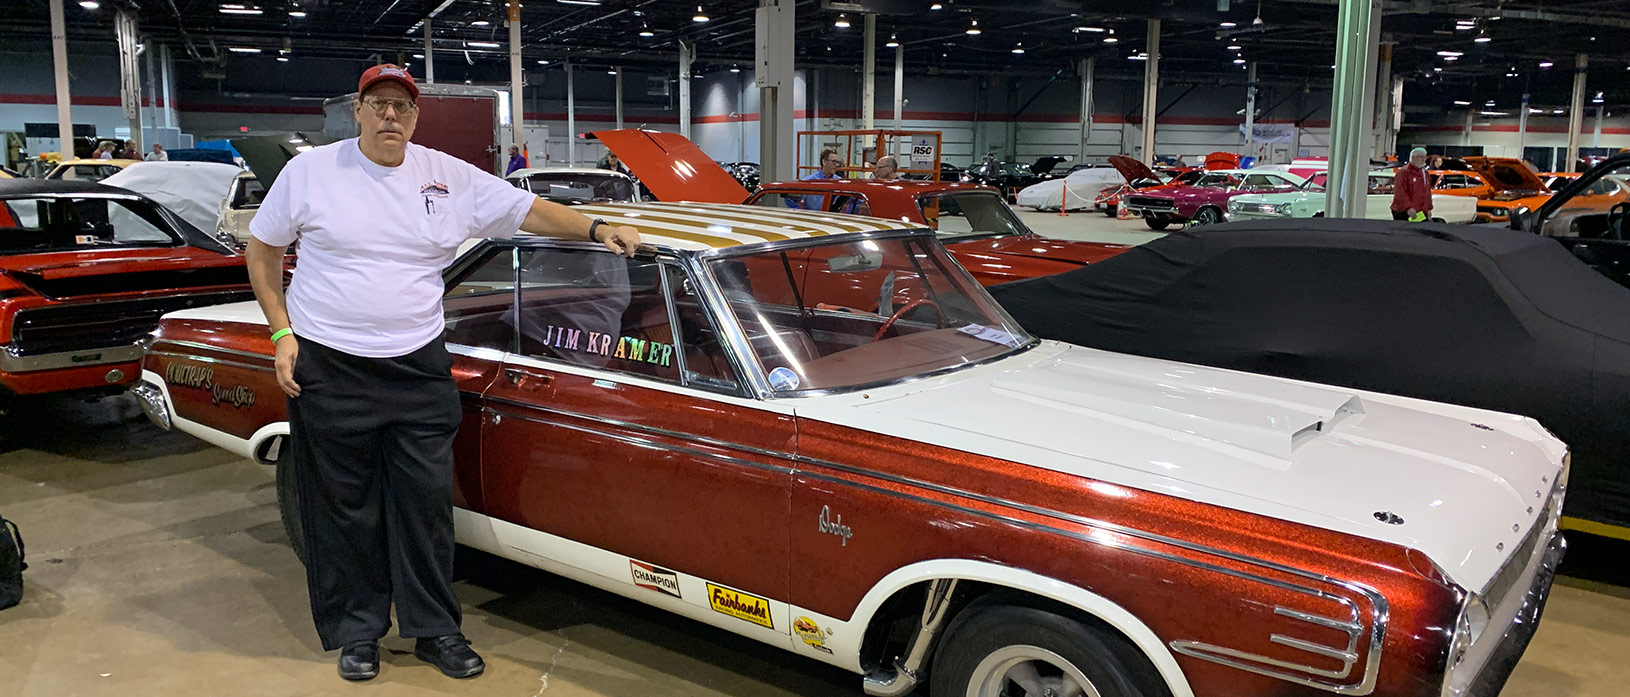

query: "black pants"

left=1392, top=210, right=1410, bottom=221
left=287, top=337, right=463, bottom=651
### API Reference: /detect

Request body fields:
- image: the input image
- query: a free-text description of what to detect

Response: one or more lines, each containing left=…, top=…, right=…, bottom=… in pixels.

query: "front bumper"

left=1442, top=531, right=1566, bottom=697
left=129, top=380, right=172, bottom=431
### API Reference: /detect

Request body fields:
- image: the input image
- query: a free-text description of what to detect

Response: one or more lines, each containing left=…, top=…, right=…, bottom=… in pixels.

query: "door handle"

left=504, top=367, right=554, bottom=389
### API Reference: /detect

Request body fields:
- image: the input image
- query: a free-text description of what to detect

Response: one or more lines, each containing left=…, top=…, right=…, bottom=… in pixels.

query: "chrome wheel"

left=1192, top=207, right=1222, bottom=225
left=966, top=645, right=1103, bottom=697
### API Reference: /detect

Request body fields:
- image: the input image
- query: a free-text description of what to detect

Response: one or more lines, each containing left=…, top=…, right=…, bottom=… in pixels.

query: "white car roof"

left=506, top=167, right=631, bottom=179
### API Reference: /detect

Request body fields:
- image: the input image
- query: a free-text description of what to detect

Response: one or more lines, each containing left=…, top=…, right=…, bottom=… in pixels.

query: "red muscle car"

left=1123, top=169, right=1306, bottom=229
left=592, top=128, right=1130, bottom=286
left=136, top=201, right=1567, bottom=697
left=1094, top=155, right=1205, bottom=217
left=0, top=179, right=253, bottom=421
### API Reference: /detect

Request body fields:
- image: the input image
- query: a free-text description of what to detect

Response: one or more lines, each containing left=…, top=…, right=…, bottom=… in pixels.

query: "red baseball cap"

left=358, top=64, right=419, bottom=99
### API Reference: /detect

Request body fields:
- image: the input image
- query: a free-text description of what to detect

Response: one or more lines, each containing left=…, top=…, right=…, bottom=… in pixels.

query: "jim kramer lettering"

left=164, top=362, right=257, bottom=408
left=538, top=323, right=675, bottom=368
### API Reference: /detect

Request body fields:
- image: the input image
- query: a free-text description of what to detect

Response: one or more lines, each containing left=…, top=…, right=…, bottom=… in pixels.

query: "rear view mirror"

left=827, top=249, right=882, bottom=273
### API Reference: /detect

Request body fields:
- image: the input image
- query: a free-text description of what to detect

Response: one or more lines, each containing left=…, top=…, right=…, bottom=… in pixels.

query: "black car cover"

left=989, top=219, right=1630, bottom=531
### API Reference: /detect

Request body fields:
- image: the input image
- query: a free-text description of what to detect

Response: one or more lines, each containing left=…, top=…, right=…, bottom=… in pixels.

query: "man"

left=599, top=151, right=631, bottom=176
left=791, top=149, right=844, bottom=209
left=874, top=155, right=900, bottom=180
left=505, top=145, right=527, bottom=175
left=145, top=143, right=168, bottom=162
left=244, top=64, right=639, bottom=683
left=1391, top=147, right=1433, bottom=222
left=95, top=142, right=114, bottom=160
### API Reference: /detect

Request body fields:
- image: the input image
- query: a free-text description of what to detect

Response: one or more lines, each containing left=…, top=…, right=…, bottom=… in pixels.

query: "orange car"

left=1430, top=158, right=1551, bottom=223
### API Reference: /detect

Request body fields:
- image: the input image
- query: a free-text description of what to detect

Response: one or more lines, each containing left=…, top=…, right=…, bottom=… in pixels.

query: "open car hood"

left=1463, top=156, right=1548, bottom=193
left=591, top=129, right=750, bottom=204
left=230, top=132, right=334, bottom=190
left=1107, top=155, right=1158, bottom=184
left=1029, top=156, right=1070, bottom=176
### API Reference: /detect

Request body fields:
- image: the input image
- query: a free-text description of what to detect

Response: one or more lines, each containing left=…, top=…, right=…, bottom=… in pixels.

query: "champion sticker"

left=630, top=560, right=682, bottom=599
left=768, top=367, right=802, bottom=391
left=707, top=583, right=774, bottom=629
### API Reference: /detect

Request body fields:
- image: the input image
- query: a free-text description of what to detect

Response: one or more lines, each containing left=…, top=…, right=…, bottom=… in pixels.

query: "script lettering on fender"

left=164, top=362, right=257, bottom=409
left=818, top=505, right=853, bottom=547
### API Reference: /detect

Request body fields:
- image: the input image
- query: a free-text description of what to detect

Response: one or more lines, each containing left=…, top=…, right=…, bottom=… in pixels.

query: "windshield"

left=1194, top=173, right=1241, bottom=188
left=707, top=235, right=1034, bottom=394
left=521, top=172, right=637, bottom=203
left=917, top=191, right=1028, bottom=239
left=1001, top=163, right=1033, bottom=177
left=1534, top=163, right=1630, bottom=238
left=0, top=195, right=183, bottom=253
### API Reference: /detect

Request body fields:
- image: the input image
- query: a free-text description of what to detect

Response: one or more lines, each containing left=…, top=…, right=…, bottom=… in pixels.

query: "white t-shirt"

left=251, top=138, right=535, bottom=358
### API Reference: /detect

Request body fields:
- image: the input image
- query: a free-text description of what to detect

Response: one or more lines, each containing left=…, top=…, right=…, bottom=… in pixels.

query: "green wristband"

left=270, top=328, right=294, bottom=344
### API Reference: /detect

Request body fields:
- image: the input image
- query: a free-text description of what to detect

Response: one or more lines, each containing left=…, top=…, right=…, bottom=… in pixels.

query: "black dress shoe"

left=414, top=634, right=484, bottom=679
left=337, top=641, right=379, bottom=681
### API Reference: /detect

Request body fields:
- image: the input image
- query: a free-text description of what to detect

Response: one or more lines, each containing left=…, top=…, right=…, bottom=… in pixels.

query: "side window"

left=751, top=191, right=826, bottom=211
left=664, top=265, right=743, bottom=393
left=232, top=178, right=267, bottom=209
left=514, top=248, right=681, bottom=384
left=829, top=194, right=873, bottom=216
left=443, top=245, right=518, bottom=352
left=1243, top=174, right=1275, bottom=189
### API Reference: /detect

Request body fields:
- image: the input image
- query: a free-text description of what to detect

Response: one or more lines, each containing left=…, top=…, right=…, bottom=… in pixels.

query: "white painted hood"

left=794, top=342, right=1566, bottom=591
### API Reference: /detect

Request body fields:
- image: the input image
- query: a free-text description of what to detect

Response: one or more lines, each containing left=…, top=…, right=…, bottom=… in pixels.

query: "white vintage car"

left=133, top=202, right=1567, bottom=697
left=1228, top=170, right=1479, bottom=223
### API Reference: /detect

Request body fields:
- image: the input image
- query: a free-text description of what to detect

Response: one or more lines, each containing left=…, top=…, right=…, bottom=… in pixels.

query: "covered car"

left=1513, top=153, right=1630, bottom=289
left=100, top=161, right=243, bottom=239
left=1014, top=166, right=1127, bottom=212
left=988, top=219, right=1630, bottom=537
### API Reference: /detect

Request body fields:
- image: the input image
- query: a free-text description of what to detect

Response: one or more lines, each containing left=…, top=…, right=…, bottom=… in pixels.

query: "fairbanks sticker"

left=793, top=616, right=833, bottom=655
left=707, top=583, right=773, bottom=629
left=164, top=362, right=257, bottom=408
left=630, top=560, right=682, bottom=599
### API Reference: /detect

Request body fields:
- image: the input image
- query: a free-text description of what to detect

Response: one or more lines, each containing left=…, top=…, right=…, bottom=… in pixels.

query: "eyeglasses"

left=361, top=96, right=418, bottom=116
left=823, top=158, right=843, bottom=165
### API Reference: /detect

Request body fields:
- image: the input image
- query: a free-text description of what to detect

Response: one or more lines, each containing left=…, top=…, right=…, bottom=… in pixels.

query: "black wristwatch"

left=588, top=218, right=606, bottom=243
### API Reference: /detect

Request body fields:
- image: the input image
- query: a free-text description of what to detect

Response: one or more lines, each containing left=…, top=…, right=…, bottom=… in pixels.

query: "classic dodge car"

left=0, top=179, right=252, bottom=418
left=1123, top=169, right=1306, bottom=229
left=1226, top=170, right=1479, bottom=223
left=136, top=202, right=1565, bottom=697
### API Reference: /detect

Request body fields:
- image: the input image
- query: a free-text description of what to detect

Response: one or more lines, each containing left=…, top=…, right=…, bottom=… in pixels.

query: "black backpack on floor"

left=0, top=513, right=24, bottom=610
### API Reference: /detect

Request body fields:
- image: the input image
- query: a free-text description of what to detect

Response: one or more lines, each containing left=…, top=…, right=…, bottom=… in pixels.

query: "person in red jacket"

left=1391, top=147, right=1433, bottom=222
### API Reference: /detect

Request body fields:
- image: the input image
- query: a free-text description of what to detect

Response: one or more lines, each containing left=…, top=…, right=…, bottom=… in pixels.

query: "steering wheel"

left=873, top=298, right=944, bottom=342
left=1608, top=202, right=1630, bottom=241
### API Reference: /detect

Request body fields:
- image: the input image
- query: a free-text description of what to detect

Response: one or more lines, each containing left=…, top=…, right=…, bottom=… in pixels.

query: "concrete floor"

left=1012, top=206, right=1171, bottom=246
left=3, top=367, right=1629, bottom=697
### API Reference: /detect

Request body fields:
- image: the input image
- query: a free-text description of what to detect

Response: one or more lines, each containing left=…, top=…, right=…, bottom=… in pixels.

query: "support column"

left=756, top=0, right=795, bottom=182
left=679, top=40, right=695, bottom=140
left=1370, top=42, right=1393, bottom=159
left=615, top=67, right=624, bottom=130
left=116, top=10, right=142, bottom=153
left=49, top=0, right=73, bottom=158
left=424, top=20, right=435, bottom=84
left=160, top=44, right=176, bottom=129
left=1325, top=0, right=1381, bottom=219
left=1244, top=62, right=1257, bottom=158
left=144, top=38, right=159, bottom=144
left=893, top=44, right=904, bottom=131
left=1078, top=57, right=1094, bottom=162
left=1518, top=93, right=1530, bottom=154
left=1463, top=108, right=1474, bottom=147
left=1566, top=54, right=1587, bottom=172
left=1140, top=19, right=1160, bottom=165
left=862, top=14, right=876, bottom=130
left=1595, top=104, right=1605, bottom=149
left=565, top=61, right=576, bottom=166
left=507, top=0, right=523, bottom=161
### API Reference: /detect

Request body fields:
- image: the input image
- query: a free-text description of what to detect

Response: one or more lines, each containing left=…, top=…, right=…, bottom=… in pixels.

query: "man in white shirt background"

left=144, top=143, right=167, bottom=161
left=244, top=64, right=639, bottom=683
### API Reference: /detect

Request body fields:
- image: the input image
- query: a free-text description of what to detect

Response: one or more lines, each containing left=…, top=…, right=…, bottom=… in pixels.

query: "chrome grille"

left=9, top=290, right=254, bottom=355
left=1126, top=196, right=1175, bottom=210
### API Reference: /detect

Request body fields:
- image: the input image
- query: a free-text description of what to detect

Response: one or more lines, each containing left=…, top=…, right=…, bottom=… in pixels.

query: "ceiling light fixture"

left=537, top=59, right=550, bottom=64
left=1453, top=100, right=1472, bottom=105
left=966, top=19, right=981, bottom=35
left=228, top=46, right=261, bottom=53
left=1251, top=0, right=1264, bottom=25
left=1539, top=60, right=1553, bottom=68
left=468, top=41, right=500, bottom=48
left=835, top=13, right=850, bottom=28
left=885, top=33, right=899, bottom=48
left=639, top=23, right=654, bottom=37
left=413, top=53, right=424, bottom=58
left=1233, top=58, right=1246, bottom=64
left=1076, top=26, right=1105, bottom=33
left=471, top=19, right=489, bottom=26
left=1474, top=33, right=1490, bottom=43
left=289, top=10, right=306, bottom=17
left=729, top=65, right=740, bottom=73
left=693, top=5, right=709, bottom=22
left=1129, top=53, right=1148, bottom=61
left=608, top=67, right=618, bottom=75
left=1012, top=43, right=1024, bottom=54
left=930, top=2, right=943, bottom=9
left=78, top=0, right=99, bottom=7
left=1219, top=21, right=1236, bottom=28
left=1436, top=50, right=1463, bottom=57
left=218, top=4, right=264, bottom=15
left=277, top=56, right=289, bottom=62
left=1227, top=44, right=1242, bottom=50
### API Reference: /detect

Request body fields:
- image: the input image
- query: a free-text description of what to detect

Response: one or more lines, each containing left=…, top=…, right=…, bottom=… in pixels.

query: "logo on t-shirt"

left=420, top=180, right=450, bottom=214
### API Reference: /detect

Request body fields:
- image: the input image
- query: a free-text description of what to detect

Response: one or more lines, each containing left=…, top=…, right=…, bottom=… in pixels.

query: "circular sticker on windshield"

left=768, top=367, right=802, bottom=391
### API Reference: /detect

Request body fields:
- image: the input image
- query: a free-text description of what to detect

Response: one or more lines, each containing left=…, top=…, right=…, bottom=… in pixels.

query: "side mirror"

left=1508, top=206, right=1532, bottom=231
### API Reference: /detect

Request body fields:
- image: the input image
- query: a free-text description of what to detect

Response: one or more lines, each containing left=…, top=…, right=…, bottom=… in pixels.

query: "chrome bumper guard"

left=1441, top=532, right=1566, bottom=697
left=129, top=380, right=172, bottom=431
left=1, top=343, right=144, bottom=373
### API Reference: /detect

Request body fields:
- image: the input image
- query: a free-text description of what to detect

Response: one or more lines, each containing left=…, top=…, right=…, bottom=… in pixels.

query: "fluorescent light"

left=1227, top=44, right=1241, bottom=50
left=930, top=2, right=943, bottom=9
left=78, top=0, right=99, bottom=8
left=1554, top=108, right=1565, bottom=114
left=1012, top=44, right=1025, bottom=54
left=471, top=19, right=489, bottom=26
left=1436, top=50, right=1463, bottom=57
left=607, top=68, right=617, bottom=75
left=289, top=10, right=306, bottom=17
left=1128, top=53, right=1147, bottom=61
left=1219, top=21, right=1236, bottom=28
left=557, top=0, right=603, bottom=4
left=693, top=5, right=709, bottom=22
left=966, top=19, right=980, bottom=35
left=218, top=5, right=264, bottom=15
left=413, top=53, right=424, bottom=58
left=1076, top=26, right=1105, bottom=33
left=639, top=25, right=654, bottom=37
left=229, top=47, right=261, bottom=53
left=1474, top=34, right=1490, bottom=43
left=1103, top=36, right=1118, bottom=43
left=537, top=59, right=550, bottom=64
left=1485, top=100, right=1495, bottom=106
left=1454, top=100, right=1472, bottom=105
left=729, top=65, right=740, bottom=73
left=468, top=41, right=500, bottom=48
left=1539, top=61, right=1553, bottom=68
left=834, top=13, right=850, bottom=28
left=1480, top=110, right=1506, bottom=116
left=277, top=56, right=289, bottom=62
left=885, top=33, right=898, bottom=47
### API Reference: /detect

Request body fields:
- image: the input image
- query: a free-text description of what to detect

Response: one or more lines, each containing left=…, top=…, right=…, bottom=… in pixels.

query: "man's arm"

left=518, top=197, right=641, bottom=257
left=245, top=238, right=300, bottom=397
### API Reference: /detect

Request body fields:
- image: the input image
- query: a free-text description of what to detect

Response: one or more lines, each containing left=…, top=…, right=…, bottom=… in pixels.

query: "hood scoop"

left=988, top=361, right=1365, bottom=462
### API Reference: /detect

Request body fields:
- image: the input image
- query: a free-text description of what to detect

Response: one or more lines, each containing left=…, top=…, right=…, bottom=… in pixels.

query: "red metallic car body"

left=1122, top=169, right=1305, bottom=229
left=0, top=179, right=253, bottom=401
left=133, top=204, right=1565, bottom=697
left=592, top=128, right=1130, bottom=286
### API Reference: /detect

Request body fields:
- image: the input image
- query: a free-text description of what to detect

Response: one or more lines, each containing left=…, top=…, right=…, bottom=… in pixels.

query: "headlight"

left=1274, top=203, right=1294, bottom=213
left=1227, top=201, right=1242, bottom=212
left=1486, top=207, right=1509, bottom=217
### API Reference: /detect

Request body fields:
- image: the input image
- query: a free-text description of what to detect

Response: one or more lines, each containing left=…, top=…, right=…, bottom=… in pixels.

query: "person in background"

left=874, top=155, right=901, bottom=180
left=1391, top=147, right=1433, bottom=222
left=597, top=151, right=631, bottom=176
left=119, top=143, right=140, bottom=160
left=94, top=142, right=114, bottom=160
left=1428, top=153, right=1444, bottom=170
left=145, top=144, right=168, bottom=161
left=505, top=145, right=527, bottom=175
left=788, top=149, right=844, bottom=210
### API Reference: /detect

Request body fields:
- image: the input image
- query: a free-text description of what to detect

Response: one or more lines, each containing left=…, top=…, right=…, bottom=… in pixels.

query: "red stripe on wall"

left=0, top=93, right=169, bottom=108
left=524, top=112, right=681, bottom=124
left=690, top=110, right=1332, bottom=129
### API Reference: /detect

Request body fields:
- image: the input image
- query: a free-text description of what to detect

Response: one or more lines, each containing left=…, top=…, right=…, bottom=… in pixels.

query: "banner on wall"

left=1239, top=123, right=1295, bottom=144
